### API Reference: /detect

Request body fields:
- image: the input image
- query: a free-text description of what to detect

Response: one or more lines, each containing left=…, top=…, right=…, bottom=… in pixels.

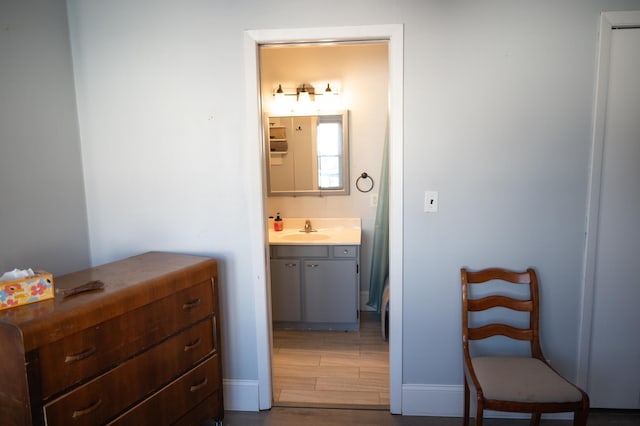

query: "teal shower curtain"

left=366, top=120, right=389, bottom=313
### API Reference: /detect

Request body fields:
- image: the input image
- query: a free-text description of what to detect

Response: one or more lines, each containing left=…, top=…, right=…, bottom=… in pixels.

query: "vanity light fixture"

left=274, top=84, right=285, bottom=102
left=296, top=84, right=314, bottom=103
left=273, top=83, right=338, bottom=102
left=271, top=83, right=340, bottom=113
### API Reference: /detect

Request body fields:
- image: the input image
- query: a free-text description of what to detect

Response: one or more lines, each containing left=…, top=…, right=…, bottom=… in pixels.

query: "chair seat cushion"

left=471, top=356, right=583, bottom=403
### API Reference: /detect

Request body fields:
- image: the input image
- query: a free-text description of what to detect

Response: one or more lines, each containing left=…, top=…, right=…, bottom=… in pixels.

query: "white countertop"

left=268, top=217, right=361, bottom=245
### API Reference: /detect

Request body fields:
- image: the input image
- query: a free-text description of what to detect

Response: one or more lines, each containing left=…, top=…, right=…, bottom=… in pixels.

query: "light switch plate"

left=424, top=191, right=438, bottom=213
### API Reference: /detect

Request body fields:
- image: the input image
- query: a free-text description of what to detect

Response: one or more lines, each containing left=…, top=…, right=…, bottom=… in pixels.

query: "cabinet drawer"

left=39, top=280, right=214, bottom=398
left=333, top=246, right=358, bottom=258
left=107, top=356, right=220, bottom=426
left=273, top=245, right=329, bottom=258
left=172, top=391, right=223, bottom=426
left=43, top=319, right=215, bottom=426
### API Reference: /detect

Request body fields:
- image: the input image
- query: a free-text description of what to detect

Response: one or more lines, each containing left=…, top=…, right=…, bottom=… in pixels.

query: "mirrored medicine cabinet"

left=265, top=111, right=349, bottom=196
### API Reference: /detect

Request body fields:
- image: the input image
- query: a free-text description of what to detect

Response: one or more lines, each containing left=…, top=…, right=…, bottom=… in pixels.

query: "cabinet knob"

left=343, top=249, right=349, bottom=255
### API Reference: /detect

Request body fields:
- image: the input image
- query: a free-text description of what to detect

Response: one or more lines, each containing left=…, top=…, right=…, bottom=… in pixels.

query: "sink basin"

left=281, top=233, right=331, bottom=242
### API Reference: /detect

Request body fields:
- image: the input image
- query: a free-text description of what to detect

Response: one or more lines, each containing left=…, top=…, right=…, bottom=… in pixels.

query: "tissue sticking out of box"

left=1, top=269, right=54, bottom=311
left=0, top=268, right=36, bottom=283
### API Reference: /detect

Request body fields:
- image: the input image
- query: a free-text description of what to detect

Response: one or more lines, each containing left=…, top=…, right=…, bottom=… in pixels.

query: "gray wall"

left=0, top=0, right=90, bottom=275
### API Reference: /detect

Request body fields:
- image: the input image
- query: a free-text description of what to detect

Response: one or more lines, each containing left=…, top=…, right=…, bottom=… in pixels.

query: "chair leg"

left=574, top=408, right=589, bottom=426
left=463, top=378, right=470, bottom=426
left=530, top=413, right=541, bottom=426
left=474, top=401, right=483, bottom=426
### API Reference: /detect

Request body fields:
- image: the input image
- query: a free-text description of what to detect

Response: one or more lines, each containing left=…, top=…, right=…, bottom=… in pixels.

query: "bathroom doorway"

left=260, top=40, right=388, bottom=409
left=244, top=25, right=403, bottom=413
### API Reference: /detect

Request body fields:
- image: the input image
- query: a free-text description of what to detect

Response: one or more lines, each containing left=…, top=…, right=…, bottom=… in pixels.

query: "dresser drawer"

left=172, top=391, right=223, bottom=426
left=43, top=318, right=214, bottom=426
left=107, top=355, right=220, bottom=426
left=39, top=280, right=214, bottom=398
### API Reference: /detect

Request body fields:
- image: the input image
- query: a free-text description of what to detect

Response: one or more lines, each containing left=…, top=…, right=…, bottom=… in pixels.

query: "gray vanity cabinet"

left=270, top=259, right=302, bottom=322
left=270, top=244, right=360, bottom=330
left=303, top=259, right=357, bottom=324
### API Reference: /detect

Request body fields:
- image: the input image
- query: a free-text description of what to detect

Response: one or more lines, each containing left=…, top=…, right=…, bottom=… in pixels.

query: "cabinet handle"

left=64, top=346, right=96, bottom=364
left=285, top=263, right=297, bottom=268
left=189, top=377, right=209, bottom=392
left=184, top=337, right=202, bottom=352
left=306, top=264, right=319, bottom=268
left=343, top=249, right=349, bottom=255
left=182, top=297, right=202, bottom=310
left=72, top=398, right=102, bottom=418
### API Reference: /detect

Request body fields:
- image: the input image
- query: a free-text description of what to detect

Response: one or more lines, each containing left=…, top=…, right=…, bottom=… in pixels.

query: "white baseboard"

left=402, top=384, right=571, bottom=419
left=223, top=379, right=260, bottom=412
left=402, top=384, right=464, bottom=417
left=223, top=379, right=573, bottom=419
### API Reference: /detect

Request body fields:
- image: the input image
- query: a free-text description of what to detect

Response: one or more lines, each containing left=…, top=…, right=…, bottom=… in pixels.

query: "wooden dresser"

left=0, top=252, right=223, bottom=426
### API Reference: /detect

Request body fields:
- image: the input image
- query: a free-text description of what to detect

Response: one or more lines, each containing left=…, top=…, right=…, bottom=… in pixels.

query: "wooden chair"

left=461, top=267, right=589, bottom=426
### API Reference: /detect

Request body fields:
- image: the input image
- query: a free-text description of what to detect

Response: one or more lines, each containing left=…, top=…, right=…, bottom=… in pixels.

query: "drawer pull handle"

left=72, top=398, right=102, bottom=418
left=182, top=298, right=202, bottom=310
left=189, top=377, right=208, bottom=392
left=65, top=346, right=96, bottom=364
left=184, top=337, right=202, bottom=352
left=285, top=263, right=297, bottom=268
left=307, top=264, right=319, bottom=268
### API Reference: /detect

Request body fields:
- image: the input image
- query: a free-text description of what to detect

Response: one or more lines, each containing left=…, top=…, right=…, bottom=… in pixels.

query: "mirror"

left=265, top=111, right=349, bottom=196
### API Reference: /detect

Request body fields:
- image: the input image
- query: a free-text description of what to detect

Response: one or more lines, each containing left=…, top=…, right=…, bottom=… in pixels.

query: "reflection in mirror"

left=265, top=111, right=349, bottom=196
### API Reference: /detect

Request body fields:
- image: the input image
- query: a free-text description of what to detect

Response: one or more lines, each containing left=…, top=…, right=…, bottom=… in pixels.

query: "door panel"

left=588, top=27, right=640, bottom=409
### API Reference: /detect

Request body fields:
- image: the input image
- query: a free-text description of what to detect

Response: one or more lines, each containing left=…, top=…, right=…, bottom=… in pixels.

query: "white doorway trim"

left=578, top=10, right=640, bottom=389
left=244, top=24, right=404, bottom=413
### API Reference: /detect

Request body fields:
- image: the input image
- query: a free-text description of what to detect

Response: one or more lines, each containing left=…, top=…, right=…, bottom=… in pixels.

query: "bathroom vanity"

left=268, top=218, right=361, bottom=331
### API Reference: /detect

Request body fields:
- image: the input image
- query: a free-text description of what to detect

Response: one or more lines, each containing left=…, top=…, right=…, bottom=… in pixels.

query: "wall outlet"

left=424, top=191, right=438, bottom=213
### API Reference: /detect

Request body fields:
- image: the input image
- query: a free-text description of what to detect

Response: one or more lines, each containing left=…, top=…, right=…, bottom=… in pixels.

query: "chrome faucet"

left=304, top=219, right=313, bottom=233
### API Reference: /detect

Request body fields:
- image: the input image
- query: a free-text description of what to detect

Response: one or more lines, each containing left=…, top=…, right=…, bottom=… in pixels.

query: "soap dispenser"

left=274, top=213, right=283, bottom=231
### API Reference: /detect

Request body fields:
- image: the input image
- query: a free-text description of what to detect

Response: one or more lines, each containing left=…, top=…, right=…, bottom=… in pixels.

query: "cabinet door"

left=270, top=259, right=301, bottom=322
left=303, top=260, right=357, bottom=323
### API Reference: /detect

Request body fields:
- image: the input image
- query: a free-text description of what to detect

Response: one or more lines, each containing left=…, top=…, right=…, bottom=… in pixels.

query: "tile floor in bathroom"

left=271, top=311, right=389, bottom=409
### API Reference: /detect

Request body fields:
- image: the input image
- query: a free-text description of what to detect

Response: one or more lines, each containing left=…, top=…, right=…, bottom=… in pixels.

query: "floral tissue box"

left=0, top=272, right=54, bottom=311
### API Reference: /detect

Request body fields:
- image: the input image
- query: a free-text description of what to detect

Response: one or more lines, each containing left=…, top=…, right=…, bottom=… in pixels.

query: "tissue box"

left=0, top=272, right=54, bottom=311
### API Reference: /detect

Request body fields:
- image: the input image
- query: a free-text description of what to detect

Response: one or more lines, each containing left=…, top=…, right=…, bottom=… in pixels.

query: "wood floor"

left=219, top=407, right=640, bottom=426
left=220, top=313, right=640, bottom=425
left=272, top=311, right=389, bottom=409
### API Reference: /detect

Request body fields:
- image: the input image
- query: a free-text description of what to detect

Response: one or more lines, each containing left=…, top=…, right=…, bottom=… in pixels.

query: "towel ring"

left=356, top=172, right=374, bottom=193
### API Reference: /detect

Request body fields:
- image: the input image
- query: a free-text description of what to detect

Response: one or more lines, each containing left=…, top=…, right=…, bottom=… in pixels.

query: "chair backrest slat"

left=468, top=324, right=534, bottom=341
left=467, top=295, right=533, bottom=312
left=463, top=267, right=531, bottom=284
